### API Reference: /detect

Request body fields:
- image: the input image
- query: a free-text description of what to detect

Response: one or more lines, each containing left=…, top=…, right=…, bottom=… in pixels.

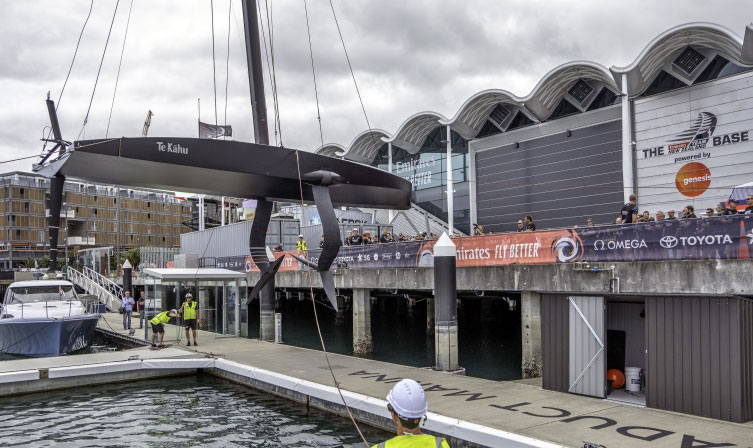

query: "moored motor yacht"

left=0, top=280, right=100, bottom=357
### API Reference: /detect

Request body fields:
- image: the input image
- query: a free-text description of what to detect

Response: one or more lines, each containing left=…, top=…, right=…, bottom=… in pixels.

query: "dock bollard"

left=433, top=233, right=458, bottom=371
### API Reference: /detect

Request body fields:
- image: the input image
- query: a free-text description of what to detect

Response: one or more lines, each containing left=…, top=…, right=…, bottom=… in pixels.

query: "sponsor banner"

left=216, top=216, right=753, bottom=271
left=576, top=215, right=753, bottom=262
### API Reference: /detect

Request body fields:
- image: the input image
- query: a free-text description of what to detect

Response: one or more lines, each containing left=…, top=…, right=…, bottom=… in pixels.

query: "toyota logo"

left=660, top=236, right=678, bottom=249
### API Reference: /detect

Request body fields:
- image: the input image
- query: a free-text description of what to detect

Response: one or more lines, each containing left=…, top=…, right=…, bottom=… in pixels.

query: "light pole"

left=64, top=204, right=70, bottom=275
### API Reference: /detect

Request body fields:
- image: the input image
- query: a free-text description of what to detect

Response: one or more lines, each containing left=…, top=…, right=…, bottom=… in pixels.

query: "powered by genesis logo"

left=156, top=141, right=189, bottom=155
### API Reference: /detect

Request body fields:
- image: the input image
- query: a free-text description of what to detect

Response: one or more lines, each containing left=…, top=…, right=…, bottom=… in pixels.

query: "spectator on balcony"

left=705, top=208, right=715, bottom=218
left=380, top=229, right=391, bottom=244
left=655, top=211, right=665, bottom=221
left=586, top=217, right=595, bottom=227
left=615, top=217, right=622, bottom=224
left=667, top=209, right=678, bottom=220
left=745, top=195, right=753, bottom=214
left=431, top=233, right=438, bottom=240
left=349, top=229, right=363, bottom=245
left=524, top=215, right=536, bottom=232
left=723, top=199, right=739, bottom=215
left=296, top=235, right=308, bottom=251
left=682, top=205, right=697, bottom=219
left=473, top=224, right=485, bottom=236
left=363, top=236, right=372, bottom=245
left=319, top=235, right=325, bottom=248
left=716, top=203, right=725, bottom=216
left=516, top=220, right=525, bottom=232
left=639, top=211, right=654, bottom=222
left=345, top=231, right=353, bottom=246
left=621, top=194, right=639, bottom=224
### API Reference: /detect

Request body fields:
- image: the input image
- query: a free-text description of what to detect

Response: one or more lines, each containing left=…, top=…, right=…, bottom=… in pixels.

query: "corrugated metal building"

left=180, top=219, right=300, bottom=260
left=541, top=293, right=753, bottom=423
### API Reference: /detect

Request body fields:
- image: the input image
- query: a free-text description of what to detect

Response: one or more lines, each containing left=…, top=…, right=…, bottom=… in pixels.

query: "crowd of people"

left=615, top=194, right=753, bottom=225
left=308, top=228, right=440, bottom=249
left=293, top=194, right=753, bottom=249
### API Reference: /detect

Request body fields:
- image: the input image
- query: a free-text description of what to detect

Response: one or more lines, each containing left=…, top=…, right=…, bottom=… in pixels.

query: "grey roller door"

left=569, top=295, right=605, bottom=398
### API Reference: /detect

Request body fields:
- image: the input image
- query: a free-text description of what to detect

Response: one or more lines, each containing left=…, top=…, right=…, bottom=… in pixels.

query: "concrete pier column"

left=521, top=291, right=542, bottom=378
left=352, top=288, right=373, bottom=355
left=335, top=296, right=346, bottom=326
left=434, top=233, right=458, bottom=371
left=406, top=297, right=416, bottom=317
left=259, top=283, right=275, bottom=342
left=426, top=297, right=435, bottom=336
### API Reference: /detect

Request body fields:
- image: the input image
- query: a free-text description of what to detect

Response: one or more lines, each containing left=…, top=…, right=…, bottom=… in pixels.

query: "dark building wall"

left=646, top=295, right=753, bottom=422
left=475, top=120, right=623, bottom=232
left=541, top=293, right=569, bottom=393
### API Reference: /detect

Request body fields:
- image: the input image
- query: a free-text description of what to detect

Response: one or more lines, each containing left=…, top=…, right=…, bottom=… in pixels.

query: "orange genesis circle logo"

left=675, top=162, right=711, bottom=197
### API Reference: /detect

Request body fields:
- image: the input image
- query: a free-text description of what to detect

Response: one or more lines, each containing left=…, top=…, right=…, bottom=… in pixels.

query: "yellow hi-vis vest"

left=183, top=301, right=197, bottom=320
left=297, top=239, right=307, bottom=251
left=372, top=434, right=450, bottom=448
left=150, top=311, right=170, bottom=325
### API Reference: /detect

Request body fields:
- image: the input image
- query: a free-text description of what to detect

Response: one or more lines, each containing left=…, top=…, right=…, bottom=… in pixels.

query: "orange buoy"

left=607, top=369, right=625, bottom=389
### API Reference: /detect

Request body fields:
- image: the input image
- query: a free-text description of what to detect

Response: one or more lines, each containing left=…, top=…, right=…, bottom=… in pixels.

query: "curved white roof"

left=317, top=22, right=753, bottom=163
left=384, top=111, right=447, bottom=154
left=315, top=129, right=390, bottom=164
left=314, top=143, right=346, bottom=158
left=612, top=22, right=751, bottom=95
left=10, top=280, right=74, bottom=288
left=440, top=89, right=526, bottom=139
left=523, top=61, right=618, bottom=120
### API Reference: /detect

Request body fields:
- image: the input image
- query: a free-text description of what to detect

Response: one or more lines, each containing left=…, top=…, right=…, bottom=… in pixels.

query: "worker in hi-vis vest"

left=178, top=292, right=198, bottom=347
left=150, top=309, right=178, bottom=348
left=372, top=379, right=450, bottom=448
left=296, top=234, right=307, bottom=251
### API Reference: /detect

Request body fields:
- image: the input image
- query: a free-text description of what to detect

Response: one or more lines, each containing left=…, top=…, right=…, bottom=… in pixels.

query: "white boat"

left=0, top=280, right=100, bottom=357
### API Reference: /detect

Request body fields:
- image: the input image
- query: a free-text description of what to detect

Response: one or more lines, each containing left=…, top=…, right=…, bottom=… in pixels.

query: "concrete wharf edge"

left=1, top=317, right=751, bottom=448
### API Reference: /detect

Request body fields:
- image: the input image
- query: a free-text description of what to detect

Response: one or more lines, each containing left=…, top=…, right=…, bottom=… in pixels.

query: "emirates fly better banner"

left=216, top=215, right=753, bottom=271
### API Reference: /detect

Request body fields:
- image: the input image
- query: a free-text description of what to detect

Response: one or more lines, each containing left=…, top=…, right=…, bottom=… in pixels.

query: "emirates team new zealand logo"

left=667, top=112, right=717, bottom=152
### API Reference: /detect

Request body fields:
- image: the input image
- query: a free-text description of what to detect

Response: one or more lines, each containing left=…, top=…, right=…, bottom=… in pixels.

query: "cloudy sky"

left=0, top=0, right=750, bottom=173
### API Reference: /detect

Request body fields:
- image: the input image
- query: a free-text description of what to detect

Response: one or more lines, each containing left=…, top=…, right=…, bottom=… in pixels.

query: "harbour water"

left=0, top=375, right=391, bottom=447
left=248, top=295, right=522, bottom=381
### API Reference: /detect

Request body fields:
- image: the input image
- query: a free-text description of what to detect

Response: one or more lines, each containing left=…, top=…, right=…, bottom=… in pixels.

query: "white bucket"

left=625, top=367, right=641, bottom=392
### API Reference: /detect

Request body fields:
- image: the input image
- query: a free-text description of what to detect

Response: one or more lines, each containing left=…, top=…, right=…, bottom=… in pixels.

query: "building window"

left=642, top=70, right=686, bottom=97
left=24, top=202, right=29, bottom=213
left=547, top=98, right=580, bottom=120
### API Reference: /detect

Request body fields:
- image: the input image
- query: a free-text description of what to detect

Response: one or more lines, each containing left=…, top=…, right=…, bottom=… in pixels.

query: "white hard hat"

left=386, top=379, right=427, bottom=419
left=299, top=234, right=304, bottom=238
left=170, top=309, right=178, bottom=314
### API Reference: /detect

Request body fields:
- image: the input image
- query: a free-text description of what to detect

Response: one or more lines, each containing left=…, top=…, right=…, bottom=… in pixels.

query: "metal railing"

left=66, top=266, right=123, bottom=311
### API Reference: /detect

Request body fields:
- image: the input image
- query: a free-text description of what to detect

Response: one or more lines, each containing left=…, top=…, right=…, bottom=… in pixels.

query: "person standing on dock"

left=373, top=379, right=450, bottom=448
left=178, top=293, right=198, bottom=346
left=137, top=291, right=146, bottom=329
left=150, top=309, right=178, bottom=348
left=122, top=291, right=135, bottom=330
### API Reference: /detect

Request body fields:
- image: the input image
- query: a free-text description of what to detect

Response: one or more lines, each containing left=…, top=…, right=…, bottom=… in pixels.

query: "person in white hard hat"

left=372, top=379, right=450, bottom=448
left=296, top=234, right=307, bottom=251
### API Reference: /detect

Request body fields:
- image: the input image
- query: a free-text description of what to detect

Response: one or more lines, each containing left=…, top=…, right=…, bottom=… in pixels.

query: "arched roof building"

left=314, top=22, right=753, bottom=235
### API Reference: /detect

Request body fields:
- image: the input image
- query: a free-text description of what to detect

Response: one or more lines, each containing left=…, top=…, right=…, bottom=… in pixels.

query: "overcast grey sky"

left=0, top=0, right=750, bottom=173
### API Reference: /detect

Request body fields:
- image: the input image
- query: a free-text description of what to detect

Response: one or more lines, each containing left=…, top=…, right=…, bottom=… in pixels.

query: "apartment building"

left=0, top=172, right=193, bottom=268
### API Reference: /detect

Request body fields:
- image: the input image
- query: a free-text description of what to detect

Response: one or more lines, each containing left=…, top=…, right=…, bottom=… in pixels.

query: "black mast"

left=242, top=0, right=276, bottom=341
left=242, top=0, right=269, bottom=145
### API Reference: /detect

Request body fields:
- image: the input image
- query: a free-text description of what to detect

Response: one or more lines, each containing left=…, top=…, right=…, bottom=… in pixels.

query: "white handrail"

left=66, top=266, right=123, bottom=311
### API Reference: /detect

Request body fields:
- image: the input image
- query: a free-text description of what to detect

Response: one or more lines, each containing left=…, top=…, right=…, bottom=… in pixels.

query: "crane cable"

left=303, top=0, right=325, bottom=149
left=78, top=0, right=121, bottom=141
left=42, top=0, right=95, bottom=153
left=211, top=0, right=219, bottom=135
left=105, top=0, right=134, bottom=138
left=223, top=0, right=232, bottom=138
left=262, top=0, right=283, bottom=146
left=293, top=150, right=371, bottom=448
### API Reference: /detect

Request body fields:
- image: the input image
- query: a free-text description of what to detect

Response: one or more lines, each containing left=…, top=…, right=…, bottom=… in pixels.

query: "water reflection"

left=0, top=375, right=390, bottom=447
